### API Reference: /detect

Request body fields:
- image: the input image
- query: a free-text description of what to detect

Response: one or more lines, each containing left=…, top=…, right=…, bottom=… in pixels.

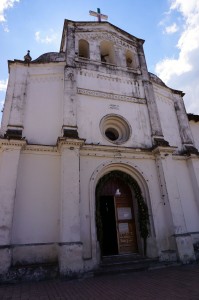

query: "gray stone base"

left=159, top=250, right=177, bottom=262
left=0, top=248, right=12, bottom=275
left=58, top=242, right=84, bottom=277
left=0, top=263, right=58, bottom=283
left=175, top=235, right=196, bottom=264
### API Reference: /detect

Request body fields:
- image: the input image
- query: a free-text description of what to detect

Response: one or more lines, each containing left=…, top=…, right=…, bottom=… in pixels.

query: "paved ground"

left=0, top=264, right=199, bottom=300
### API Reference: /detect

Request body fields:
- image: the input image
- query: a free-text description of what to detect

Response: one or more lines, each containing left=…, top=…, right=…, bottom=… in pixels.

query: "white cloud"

left=0, top=0, right=19, bottom=22
left=164, top=23, right=179, bottom=34
left=0, top=79, right=8, bottom=92
left=35, top=30, right=58, bottom=44
left=155, top=0, right=199, bottom=113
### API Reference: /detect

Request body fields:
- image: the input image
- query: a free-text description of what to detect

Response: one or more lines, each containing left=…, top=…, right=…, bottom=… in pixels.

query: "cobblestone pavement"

left=0, top=264, right=199, bottom=300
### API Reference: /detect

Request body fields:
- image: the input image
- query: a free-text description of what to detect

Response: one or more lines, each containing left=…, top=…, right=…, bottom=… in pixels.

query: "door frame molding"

left=96, top=170, right=149, bottom=255
left=89, top=161, right=155, bottom=262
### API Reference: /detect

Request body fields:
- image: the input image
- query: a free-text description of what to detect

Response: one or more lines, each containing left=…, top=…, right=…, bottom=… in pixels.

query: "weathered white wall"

left=154, top=86, right=182, bottom=149
left=174, top=158, right=199, bottom=232
left=77, top=94, right=152, bottom=148
left=12, top=151, right=60, bottom=245
left=190, top=121, right=199, bottom=150
left=77, top=70, right=144, bottom=98
left=23, top=64, right=64, bottom=145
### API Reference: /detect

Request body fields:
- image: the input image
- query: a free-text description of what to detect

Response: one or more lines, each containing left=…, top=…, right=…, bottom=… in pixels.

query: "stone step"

left=101, top=254, right=155, bottom=266
left=94, top=255, right=181, bottom=276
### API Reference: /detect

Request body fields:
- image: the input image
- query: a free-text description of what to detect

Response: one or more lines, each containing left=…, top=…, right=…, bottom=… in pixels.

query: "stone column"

left=0, top=140, right=26, bottom=274
left=58, top=138, right=85, bottom=276
left=89, top=43, right=101, bottom=62
left=153, top=146, right=196, bottom=263
left=114, top=47, right=124, bottom=67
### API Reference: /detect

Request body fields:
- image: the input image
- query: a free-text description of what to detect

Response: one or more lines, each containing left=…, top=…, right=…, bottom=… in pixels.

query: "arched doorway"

left=96, top=172, right=140, bottom=256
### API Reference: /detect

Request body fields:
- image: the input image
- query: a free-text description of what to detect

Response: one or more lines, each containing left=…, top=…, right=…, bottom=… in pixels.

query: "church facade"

left=0, top=19, right=199, bottom=277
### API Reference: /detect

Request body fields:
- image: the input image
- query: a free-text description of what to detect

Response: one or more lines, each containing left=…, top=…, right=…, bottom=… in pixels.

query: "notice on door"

left=117, top=207, right=132, bottom=220
left=119, top=223, right=129, bottom=233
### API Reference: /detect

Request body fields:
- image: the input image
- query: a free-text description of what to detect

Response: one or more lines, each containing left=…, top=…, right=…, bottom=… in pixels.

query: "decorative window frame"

left=100, top=114, right=131, bottom=144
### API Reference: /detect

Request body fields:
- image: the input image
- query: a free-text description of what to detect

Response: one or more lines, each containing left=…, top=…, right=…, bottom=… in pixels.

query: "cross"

left=89, top=8, right=108, bottom=22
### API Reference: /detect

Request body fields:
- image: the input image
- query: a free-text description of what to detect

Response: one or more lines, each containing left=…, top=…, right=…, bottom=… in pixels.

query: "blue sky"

left=0, top=0, right=199, bottom=121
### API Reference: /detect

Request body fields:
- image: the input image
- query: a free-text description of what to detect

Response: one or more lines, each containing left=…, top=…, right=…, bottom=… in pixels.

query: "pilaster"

left=65, top=23, right=76, bottom=66
left=153, top=146, right=196, bottom=263
left=63, top=67, right=78, bottom=137
left=89, top=42, right=100, bottom=61
left=0, top=139, right=26, bottom=274
left=57, top=137, right=85, bottom=276
left=6, top=66, right=29, bottom=139
left=137, top=41, right=164, bottom=142
left=173, top=93, right=194, bottom=147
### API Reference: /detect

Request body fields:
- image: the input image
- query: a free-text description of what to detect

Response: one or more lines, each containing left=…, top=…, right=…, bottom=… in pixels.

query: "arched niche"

left=100, top=40, right=115, bottom=64
left=126, top=50, right=134, bottom=68
left=78, top=39, right=90, bottom=59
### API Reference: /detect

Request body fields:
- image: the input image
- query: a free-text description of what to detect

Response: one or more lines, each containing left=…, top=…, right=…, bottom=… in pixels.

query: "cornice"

left=57, top=137, right=85, bottom=152
left=152, top=146, right=178, bottom=155
left=188, top=113, right=199, bottom=122
left=24, top=144, right=58, bottom=154
left=0, top=139, right=27, bottom=150
left=81, top=144, right=154, bottom=159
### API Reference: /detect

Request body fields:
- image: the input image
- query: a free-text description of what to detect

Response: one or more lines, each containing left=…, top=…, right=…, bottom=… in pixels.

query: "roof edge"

left=187, top=113, right=199, bottom=122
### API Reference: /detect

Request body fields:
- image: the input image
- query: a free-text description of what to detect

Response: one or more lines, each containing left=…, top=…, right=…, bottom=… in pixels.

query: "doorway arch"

left=95, top=171, right=149, bottom=256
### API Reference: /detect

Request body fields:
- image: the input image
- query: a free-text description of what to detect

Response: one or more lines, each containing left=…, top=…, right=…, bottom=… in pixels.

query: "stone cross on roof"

left=89, top=8, right=108, bottom=22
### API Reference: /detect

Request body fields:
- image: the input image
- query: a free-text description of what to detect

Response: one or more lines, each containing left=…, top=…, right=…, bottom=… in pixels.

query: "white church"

left=0, top=15, right=199, bottom=278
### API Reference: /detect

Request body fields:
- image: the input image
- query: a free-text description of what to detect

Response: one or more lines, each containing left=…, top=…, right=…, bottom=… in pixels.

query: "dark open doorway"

left=100, top=196, right=118, bottom=256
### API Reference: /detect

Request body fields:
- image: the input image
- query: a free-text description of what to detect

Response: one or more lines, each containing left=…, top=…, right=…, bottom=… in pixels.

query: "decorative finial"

left=24, top=50, right=32, bottom=64
left=89, top=8, right=108, bottom=22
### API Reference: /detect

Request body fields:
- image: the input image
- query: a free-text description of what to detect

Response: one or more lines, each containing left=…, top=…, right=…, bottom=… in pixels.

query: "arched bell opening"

left=126, top=50, right=134, bottom=68
left=78, top=39, right=90, bottom=59
left=95, top=171, right=150, bottom=257
left=100, top=40, right=115, bottom=64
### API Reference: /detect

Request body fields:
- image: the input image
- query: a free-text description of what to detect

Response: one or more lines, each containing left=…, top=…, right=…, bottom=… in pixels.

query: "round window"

left=105, top=128, right=119, bottom=141
left=100, top=115, right=131, bottom=144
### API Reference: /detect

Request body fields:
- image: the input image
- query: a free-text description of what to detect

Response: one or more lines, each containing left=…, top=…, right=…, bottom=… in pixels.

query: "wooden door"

left=98, top=176, right=138, bottom=255
left=115, top=196, right=138, bottom=254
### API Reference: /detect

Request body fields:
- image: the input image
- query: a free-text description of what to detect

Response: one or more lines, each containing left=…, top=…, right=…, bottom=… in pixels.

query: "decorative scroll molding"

left=77, top=88, right=146, bottom=104
left=76, top=31, right=137, bottom=50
